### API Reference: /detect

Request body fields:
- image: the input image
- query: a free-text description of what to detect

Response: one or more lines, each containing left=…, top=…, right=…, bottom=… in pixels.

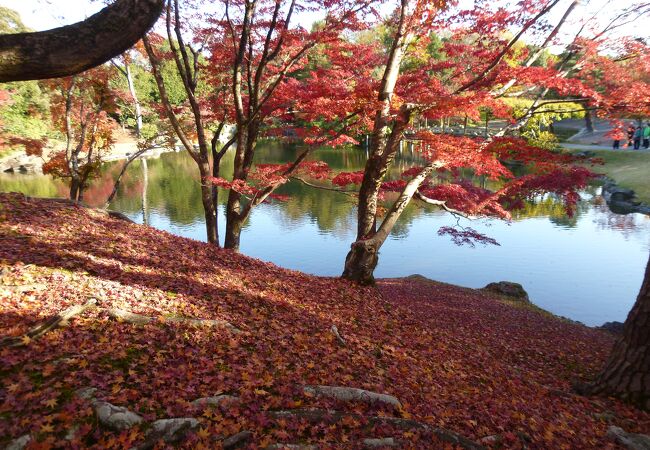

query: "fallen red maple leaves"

left=0, top=193, right=647, bottom=448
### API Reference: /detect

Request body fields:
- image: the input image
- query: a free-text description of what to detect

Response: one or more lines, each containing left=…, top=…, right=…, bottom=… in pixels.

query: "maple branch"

left=105, top=146, right=157, bottom=207
left=166, top=1, right=210, bottom=160
left=110, top=59, right=128, bottom=78
left=455, top=0, right=562, bottom=94
left=372, top=161, right=444, bottom=247
left=492, top=0, right=579, bottom=98
left=414, top=191, right=475, bottom=219
left=291, top=176, right=357, bottom=197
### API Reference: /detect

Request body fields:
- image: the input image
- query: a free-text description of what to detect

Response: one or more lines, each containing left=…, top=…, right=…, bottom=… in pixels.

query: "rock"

left=222, top=430, right=252, bottom=449
left=65, top=424, right=80, bottom=441
left=265, top=444, right=318, bottom=450
left=575, top=150, right=596, bottom=158
left=607, top=426, right=650, bottom=450
left=303, top=385, right=402, bottom=408
left=602, top=181, right=650, bottom=216
left=478, top=434, right=502, bottom=445
left=191, top=394, right=239, bottom=408
left=75, top=386, right=97, bottom=400
left=94, top=401, right=143, bottom=431
left=363, top=437, right=398, bottom=447
left=4, top=434, right=32, bottom=450
left=482, top=281, right=529, bottom=302
left=598, top=321, right=625, bottom=335
left=139, top=418, right=199, bottom=449
left=593, top=410, right=617, bottom=422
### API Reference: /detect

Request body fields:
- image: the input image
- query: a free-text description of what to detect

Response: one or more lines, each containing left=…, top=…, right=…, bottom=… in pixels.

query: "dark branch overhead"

left=0, top=0, right=164, bottom=82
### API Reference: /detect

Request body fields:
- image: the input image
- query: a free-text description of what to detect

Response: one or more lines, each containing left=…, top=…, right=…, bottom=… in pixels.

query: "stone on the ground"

left=265, top=445, right=318, bottom=450
left=303, top=385, right=402, bottom=408
left=363, top=437, right=398, bottom=447
left=222, top=430, right=252, bottom=449
left=94, top=401, right=143, bottom=431
left=607, top=426, right=650, bottom=450
left=482, top=281, right=529, bottom=302
left=75, top=386, right=97, bottom=400
left=599, top=321, right=625, bottom=335
left=142, top=418, right=199, bottom=447
left=478, top=434, right=501, bottom=445
left=191, top=394, right=239, bottom=408
left=5, top=434, right=32, bottom=450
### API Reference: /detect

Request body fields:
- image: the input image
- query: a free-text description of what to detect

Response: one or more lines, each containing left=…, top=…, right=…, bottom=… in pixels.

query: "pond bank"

left=1, top=193, right=649, bottom=448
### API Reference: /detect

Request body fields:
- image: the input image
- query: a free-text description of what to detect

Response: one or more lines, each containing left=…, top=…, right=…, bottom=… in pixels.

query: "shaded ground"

left=0, top=193, right=648, bottom=448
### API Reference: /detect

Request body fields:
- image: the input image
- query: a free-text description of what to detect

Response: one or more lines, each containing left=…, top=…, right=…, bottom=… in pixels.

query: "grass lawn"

left=574, top=149, right=650, bottom=204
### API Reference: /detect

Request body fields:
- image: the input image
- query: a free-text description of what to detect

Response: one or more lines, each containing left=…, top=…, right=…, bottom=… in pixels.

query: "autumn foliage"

left=1, top=193, right=649, bottom=448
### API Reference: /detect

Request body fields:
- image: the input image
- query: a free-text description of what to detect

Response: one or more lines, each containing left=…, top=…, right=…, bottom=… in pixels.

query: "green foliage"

left=0, top=82, right=52, bottom=140
left=504, top=98, right=584, bottom=147
left=0, top=6, right=30, bottom=33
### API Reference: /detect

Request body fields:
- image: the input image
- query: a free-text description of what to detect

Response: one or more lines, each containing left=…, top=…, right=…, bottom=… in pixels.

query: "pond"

left=2, top=142, right=649, bottom=327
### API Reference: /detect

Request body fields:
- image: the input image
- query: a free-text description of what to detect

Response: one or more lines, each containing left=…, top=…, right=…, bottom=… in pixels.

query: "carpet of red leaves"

left=0, top=192, right=648, bottom=449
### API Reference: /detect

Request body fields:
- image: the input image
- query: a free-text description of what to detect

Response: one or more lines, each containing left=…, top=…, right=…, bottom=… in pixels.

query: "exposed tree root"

left=303, top=385, right=401, bottom=408
left=330, top=325, right=346, bottom=346
left=1, top=300, right=240, bottom=347
left=0, top=299, right=97, bottom=348
left=267, top=408, right=484, bottom=450
left=107, top=307, right=241, bottom=333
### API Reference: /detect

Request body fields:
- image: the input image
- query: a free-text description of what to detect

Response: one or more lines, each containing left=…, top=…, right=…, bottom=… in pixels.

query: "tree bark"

left=199, top=163, right=218, bottom=245
left=342, top=239, right=380, bottom=285
left=581, top=254, right=650, bottom=410
left=0, top=0, right=164, bottom=82
left=584, top=109, right=594, bottom=133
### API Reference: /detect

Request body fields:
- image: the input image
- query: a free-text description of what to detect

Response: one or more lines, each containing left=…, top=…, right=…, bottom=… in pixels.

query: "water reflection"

left=1, top=142, right=649, bottom=326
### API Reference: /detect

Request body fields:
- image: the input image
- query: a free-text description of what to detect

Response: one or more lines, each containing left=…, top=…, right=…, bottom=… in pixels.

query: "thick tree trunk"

left=199, top=163, right=218, bottom=245
left=224, top=191, right=243, bottom=251
left=584, top=110, right=594, bottom=133
left=342, top=240, right=380, bottom=285
left=581, top=254, right=650, bottom=410
left=69, top=178, right=81, bottom=202
left=0, top=0, right=163, bottom=82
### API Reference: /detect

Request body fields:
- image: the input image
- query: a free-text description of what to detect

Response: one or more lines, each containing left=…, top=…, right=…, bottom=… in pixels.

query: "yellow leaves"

left=7, top=383, right=19, bottom=393
left=20, top=335, right=31, bottom=346
left=254, top=388, right=269, bottom=396
left=197, top=427, right=210, bottom=439
left=44, top=398, right=57, bottom=408
left=40, top=423, right=54, bottom=433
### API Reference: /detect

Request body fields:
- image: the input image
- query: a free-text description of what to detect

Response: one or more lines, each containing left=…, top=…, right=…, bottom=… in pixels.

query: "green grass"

left=574, top=150, right=650, bottom=204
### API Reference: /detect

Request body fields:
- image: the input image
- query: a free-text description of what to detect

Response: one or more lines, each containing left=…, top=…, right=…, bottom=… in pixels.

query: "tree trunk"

left=584, top=109, right=594, bottom=133
left=224, top=196, right=243, bottom=251
left=581, top=254, right=650, bottom=410
left=124, top=62, right=143, bottom=137
left=199, top=163, right=218, bottom=245
left=141, top=158, right=149, bottom=225
left=342, top=239, right=380, bottom=285
left=0, top=0, right=164, bottom=82
left=69, top=178, right=81, bottom=202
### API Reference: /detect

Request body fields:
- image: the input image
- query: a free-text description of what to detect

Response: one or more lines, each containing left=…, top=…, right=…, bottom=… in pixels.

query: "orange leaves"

left=0, top=193, right=649, bottom=448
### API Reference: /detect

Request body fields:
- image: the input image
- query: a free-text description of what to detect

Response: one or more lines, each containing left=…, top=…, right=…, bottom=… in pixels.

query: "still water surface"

left=2, top=142, right=649, bottom=326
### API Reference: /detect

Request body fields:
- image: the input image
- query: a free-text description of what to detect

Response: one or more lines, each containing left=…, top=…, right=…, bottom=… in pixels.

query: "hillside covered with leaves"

left=0, top=193, right=648, bottom=449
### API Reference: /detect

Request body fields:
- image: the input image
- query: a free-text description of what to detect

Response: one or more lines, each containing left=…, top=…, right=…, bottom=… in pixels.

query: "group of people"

left=613, top=122, right=650, bottom=150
